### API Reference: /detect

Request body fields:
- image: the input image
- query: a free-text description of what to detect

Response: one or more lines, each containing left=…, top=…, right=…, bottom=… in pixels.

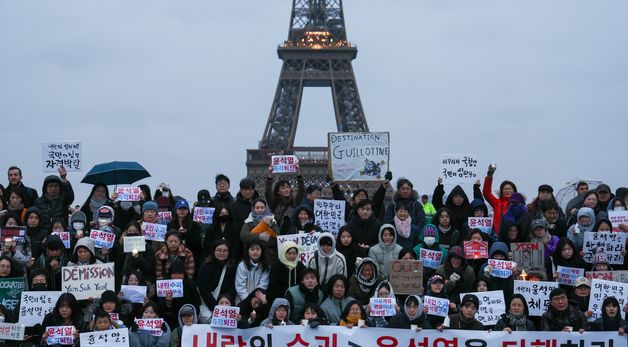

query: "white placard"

left=487, top=259, right=516, bottom=278
left=271, top=155, right=297, bottom=174
left=156, top=279, right=183, bottom=298
left=276, top=232, right=320, bottom=265
left=135, top=318, right=163, bottom=336
left=123, top=236, right=146, bottom=253
left=120, top=285, right=147, bottom=304
left=89, top=230, right=115, bottom=249
left=440, top=154, right=478, bottom=184
left=467, top=217, right=493, bottom=234
left=608, top=210, right=628, bottom=232
left=556, top=266, right=585, bottom=286
left=115, top=187, right=141, bottom=202
left=368, top=298, right=396, bottom=317
left=588, top=278, right=628, bottom=321
left=42, top=141, right=82, bottom=172
left=80, top=328, right=129, bottom=347
left=583, top=232, right=627, bottom=264
left=157, top=211, right=171, bottom=224
left=18, top=291, right=63, bottom=326
left=423, top=295, right=450, bottom=317
left=459, top=290, right=505, bottom=326
left=313, top=199, right=346, bottom=237
left=62, top=263, right=115, bottom=300
left=193, top=207, right=215, bottom=224
left=328, top=132, right=390, bottom=181
left=143, top=223, right=167, bottom=242
left=419, top=248, right=443, bottom=269
left=513, top=280, right=559, bottom=316
left=46, top=326, right=75, bottom=345
left=210, top=306, right=240, bottom=329
left=0, top=322, right=25, bottom=341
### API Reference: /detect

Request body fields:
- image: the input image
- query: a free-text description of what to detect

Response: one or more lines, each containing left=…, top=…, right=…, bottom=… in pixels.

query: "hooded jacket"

left=170, top=305, right=198, bottom=347
left=591, top=297, right=628, bottom=332
left=287, top=204, right=315, bottom=234
left=479, top=242, right=514, bottom=299
left=36, top=234, right=70, bottom=291
left=435, top=248, right=475, bottom=304
left=348, top=257, right=383, bottom=305
left=413, top=224, right=448, bottom=264
left=265, top=176, right=305, bottom=231
left=260, top=298, right=294, bottom=326
left=387, top=295, right=432, bottom=329
left=24, top=207, right=46, bottom=259
left=366, top=280, right=398, bottom=327
left=67, top=237, right=102, bottom=266
left=267, top=241, right=305, bottom=303
left=368, top=224, right=403, bottom=278
left=80, top=184, right=114, bottom=224
left=68, top=210, right=88, bottom=239
left=384, top=190, right=426, bottom=230
left=433, top=184, right=471, bottom=231
left=34, top=175, right=74, bottom=232
left=308, top=232, right=347, bottom=287
left=567, top=207, right=596, bottom=251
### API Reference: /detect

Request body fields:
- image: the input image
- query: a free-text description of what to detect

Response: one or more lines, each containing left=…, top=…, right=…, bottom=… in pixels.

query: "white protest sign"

left=51, top=231, right=71, bottom=249
left=588, top=278, right=628, bottom=321
left=328, top=132, right=390, bottom=181
left=459, top=290, right=505, bottom=326
left=440, top=154, right=478, bottom=184
left=276, top=232, right=320, bottom=265
left=80, top=328, right=129, bottom=347
left=313, top=199, right=345, bottom=237
left=419, top=248, right=443, bottom=269
left=143, top=223, right=167, bottom=242
left=583, top=232, right=626, bottom=264
left=89, top=230, right=115, bottom=249
left=271, top=155, right=297, bottom=174
left=210, top=306, right=240, bottom=329
left=42, top=141, right=82, bottom=172
left=488, top=259, right=516, bottom=278
left=123, top=236, right=146, bottom=253
left=369, top=298, right=396, bottom=317
left=467, top=217, right=493, bottom=234
left=0, top=323, right=25, bottom=341
left=135, top=318, right=163, bottom=336
left=193, top=207, right=215, bottom=224
left=556, top=266, right=585, bottom=286
left=157, top=211, right=171, bottom=224
left=18, top=291, right=63, bottom=326
left=424, top=296, right=450, bottom=318
left=115, top=187, right=141, bottom=202
left=46, top=326, right=75, bottom=345
left=62, top=263, right=115, bottom=300
left=608, top=210, right=628, bottom=232
left=513, top=280, right=559, bottom=316
left=156, top=279, right=183, bottom=298
left=120, top=285, right=147, bottom=304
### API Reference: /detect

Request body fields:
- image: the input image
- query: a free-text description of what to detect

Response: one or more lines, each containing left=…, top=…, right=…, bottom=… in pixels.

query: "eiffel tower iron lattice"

left=246, top=0, right=382, bottom=198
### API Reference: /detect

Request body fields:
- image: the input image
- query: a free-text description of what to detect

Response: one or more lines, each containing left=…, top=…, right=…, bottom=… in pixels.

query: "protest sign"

left=135, top=318, right=163, bottom=336
left=276, top=232, right=320, bottom=265
left=0, top=226, right=26, bottom=244
left=609, top=210, right=628, bottom=232
left=143, top=223, right=167, bottom=242
left=80, top=328, right=129, bottom=347
left=0, top=277, right=25, bottom=311
left=46, top=326, right=75, bottom=345
left=468, top=217, right=493, bottom=234
left=89, top=230, right=115, bottom=249
left=42, top=141, right=81, bottom=172
left=557, top=266, right=585, bottom=286
left=51, top=231, right=71, bottom=248
left=157, top=211, right=171, bottom=224
left=513, top=280, right=559, bottom=316
left=588, top=278, right=628, bottom=321
left=369, top=298, right=396, bottom=317
left=440, top=154, right=479, bottom=184
left=193, top=207, right=215, bottom=224
left=423, top=295, right=450, bottom=318
left=18, top=291, right=63, bottom=326
left=463, top=240, right=488, bottom=259
left=0, top=322, right=25, bottom=341
left=459, top=290, right=505, bottom=326
left=313, top=199, right=345, bottom=237
left=328, top=132, right=390, bottom=181
left=120, top=285, right=147, bottom=304
left=419, top=248, right=443, bottom=269
left=156, top=279, right=183, bottom=298
left=487, top=259, right=516, bottom=278
left=183, top=325, right=626, bottom=347
left=271, top=155, right=297, bottom=174
left=511, top=242, right=544, bottom=271
left=123, top=236, right=146, bottom=253
left=586, top=271, right=628, bottom=283
left=115, top=187, right=141, bottom=202
left=210, top=306, right=240, bottom=329
left=388, top=260, right=423, bottom=295
left=62, top=263, right=115, bottom=300
left=583, top=232, right=626, bottom=264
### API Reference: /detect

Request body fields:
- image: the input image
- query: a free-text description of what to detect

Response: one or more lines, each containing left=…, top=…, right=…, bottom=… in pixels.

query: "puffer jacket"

left=368, top=224, right=403, bottom=278
left=541, top=301, right=589, bottom=331
left=259, top=298, right=294, bottom=326
left=34, top=175, right=74, bottom=232
left=129, top=320, right=171, bottom=347
left=307, top=232, right=347, bottom=287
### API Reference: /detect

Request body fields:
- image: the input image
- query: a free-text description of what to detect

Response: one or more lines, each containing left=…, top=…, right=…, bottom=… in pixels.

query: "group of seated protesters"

left=1, top=163, right=628, bottom=347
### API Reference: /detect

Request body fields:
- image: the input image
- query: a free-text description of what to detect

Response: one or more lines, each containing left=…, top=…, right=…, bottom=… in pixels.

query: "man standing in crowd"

left=5, top=166, right=39, bottom=208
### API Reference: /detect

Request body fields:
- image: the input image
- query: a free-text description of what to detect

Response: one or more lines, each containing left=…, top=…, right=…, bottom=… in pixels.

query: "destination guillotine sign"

left=328, top=132, right=390, bottom=181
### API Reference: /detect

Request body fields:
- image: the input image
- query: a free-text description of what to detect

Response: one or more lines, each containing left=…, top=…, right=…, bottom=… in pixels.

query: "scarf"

left=530, top=230, right=550, bottom=243
left=341, top=313, right=362, bottom=326
left=90, top=196, right=107, bottom=219
left=438, top=225, right=451, bottom=234
left=394, top=216, right=412, bottom=239
left=506, top=312, right=528, bottom=330
left=251, top=209, right=272, bottom=225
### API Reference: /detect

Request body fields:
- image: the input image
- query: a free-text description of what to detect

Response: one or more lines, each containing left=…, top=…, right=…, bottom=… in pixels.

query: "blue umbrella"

left=81, top=161, right=151, bottom=185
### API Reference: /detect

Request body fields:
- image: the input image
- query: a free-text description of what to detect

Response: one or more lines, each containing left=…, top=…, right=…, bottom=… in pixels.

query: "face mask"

left=72, top=222, right=85, bottom=231
left=98, top=218, right=111, bottom=227
left=162, top=191, right=170, bottom=198
left=218, top=215, right=232, bottom=223
left=424, top=236, right=436, bottom=246
left=120, top=201, right=133, bottom=210
left=32, top=284, right=47, bottom=291
left=508, top=205, right=524, bottom=218
left=615, top=206, right=625, bottom=211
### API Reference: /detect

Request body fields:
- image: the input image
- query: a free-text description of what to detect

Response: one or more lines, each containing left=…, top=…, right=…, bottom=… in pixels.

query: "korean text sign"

left=313, top=199, right=345, bottom=237
left=42, top=141, right=81, bottom=172
left=440, top=154, right=478, bottom=183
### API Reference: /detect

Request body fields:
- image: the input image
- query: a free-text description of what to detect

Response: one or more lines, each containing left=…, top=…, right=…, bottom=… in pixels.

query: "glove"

left=484, top=266, right=493, bottom=277
left=385, top=171, right=393, bottom=181
left=449, top=273, right=461, bottom=282
left=259, top=232, right=270, bottom=242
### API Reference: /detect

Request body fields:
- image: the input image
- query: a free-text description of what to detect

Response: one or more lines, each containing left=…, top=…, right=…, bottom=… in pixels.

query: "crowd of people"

left=1, top=163, right=628, bottom=347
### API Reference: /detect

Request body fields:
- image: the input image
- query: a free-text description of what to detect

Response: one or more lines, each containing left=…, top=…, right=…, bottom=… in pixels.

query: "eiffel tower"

left=246, top=0, right=375, bottom=198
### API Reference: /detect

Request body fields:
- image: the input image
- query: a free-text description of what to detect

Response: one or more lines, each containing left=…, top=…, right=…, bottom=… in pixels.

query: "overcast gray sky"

left=1, top=0, right=627, bottom=206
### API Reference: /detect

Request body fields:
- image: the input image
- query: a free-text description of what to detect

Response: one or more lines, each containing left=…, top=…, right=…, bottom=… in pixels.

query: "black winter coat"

left=347, top=213, right=382, bottom=248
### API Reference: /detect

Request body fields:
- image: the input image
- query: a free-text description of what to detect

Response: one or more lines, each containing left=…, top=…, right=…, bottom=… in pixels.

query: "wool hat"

left=142, top=201, right=158, bottom=213
left=45, top=235, right=65, bottom=250
left=531, top=219, right=548, bottom=230
left=422, top=224, right=437, bottom=238
left=179, top=305, right=195, bottom=316
left=538, top=184, right=553, bottom=193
